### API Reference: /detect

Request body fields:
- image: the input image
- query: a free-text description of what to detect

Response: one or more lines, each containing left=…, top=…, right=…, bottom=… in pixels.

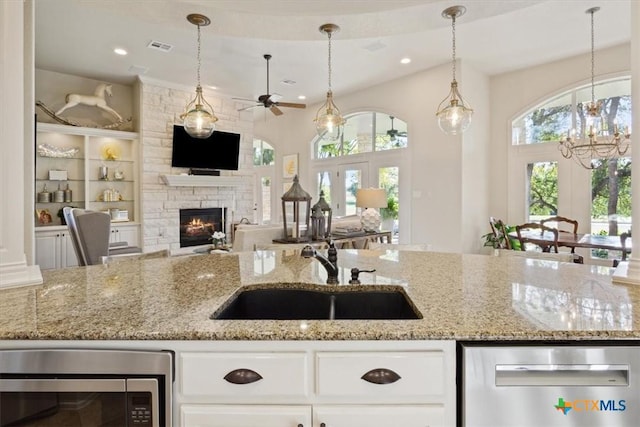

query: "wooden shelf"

left=160, top=174, right=243, bottom=187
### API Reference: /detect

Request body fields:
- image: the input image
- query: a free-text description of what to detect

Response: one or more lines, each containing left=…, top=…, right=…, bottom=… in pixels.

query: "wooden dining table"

left=509, top=230, right=632, bottom=253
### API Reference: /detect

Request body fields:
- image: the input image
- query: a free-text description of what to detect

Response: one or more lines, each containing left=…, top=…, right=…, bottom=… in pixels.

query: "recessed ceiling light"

left=298, top=95, right=306, bottom=100
left=400, top=57, right=411, bottom=64
left=114, top=48, right=128, bottom=56
left=281, top=79, right=297, bottom=86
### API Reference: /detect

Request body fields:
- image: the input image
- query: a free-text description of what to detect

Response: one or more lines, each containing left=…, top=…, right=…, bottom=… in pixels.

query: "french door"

left=314, top=162, right=369, bottom=217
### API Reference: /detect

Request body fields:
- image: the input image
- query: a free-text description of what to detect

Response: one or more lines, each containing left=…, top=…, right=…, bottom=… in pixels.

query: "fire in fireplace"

left=179, top=208, right=226, bottom=248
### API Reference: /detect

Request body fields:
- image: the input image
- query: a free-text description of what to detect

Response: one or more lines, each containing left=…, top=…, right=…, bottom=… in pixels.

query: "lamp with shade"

left=355, top=188, right=387, bottom=232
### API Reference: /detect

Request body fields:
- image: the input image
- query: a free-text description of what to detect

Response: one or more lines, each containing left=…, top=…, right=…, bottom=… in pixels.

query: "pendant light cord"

left=327, top=30, right=333, bottom=91
left=590, top=9, right=595, bottom=105
left=451, top=14, right=457, bottom=82
left=196, top=23, right=202, bottom=87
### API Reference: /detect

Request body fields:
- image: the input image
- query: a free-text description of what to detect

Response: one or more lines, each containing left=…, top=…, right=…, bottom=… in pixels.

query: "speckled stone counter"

left=1, top=250, right=639, bottom=341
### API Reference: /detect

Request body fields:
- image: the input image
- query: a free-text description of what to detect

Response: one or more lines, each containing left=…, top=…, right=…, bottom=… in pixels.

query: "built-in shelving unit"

left=35, top=122, right=140, bottom=269
left=160, top=174, right=243, bottom=187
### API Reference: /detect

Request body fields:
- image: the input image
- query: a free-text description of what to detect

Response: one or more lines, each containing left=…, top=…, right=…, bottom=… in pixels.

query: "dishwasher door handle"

left=495, top=364, right=629, bottom=386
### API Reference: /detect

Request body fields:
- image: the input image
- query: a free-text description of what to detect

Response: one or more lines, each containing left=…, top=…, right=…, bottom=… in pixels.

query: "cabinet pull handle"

left=361, top=368, right=401, bottom=384
left=223, top=368, right=263, bottom=384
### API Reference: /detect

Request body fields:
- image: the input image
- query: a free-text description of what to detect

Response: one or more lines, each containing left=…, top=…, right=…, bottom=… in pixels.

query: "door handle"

left=495, top=364, right=629, bottom=386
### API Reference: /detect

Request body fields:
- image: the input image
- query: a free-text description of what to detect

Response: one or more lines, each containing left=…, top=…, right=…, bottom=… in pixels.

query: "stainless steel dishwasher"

left=460, top=342, right=640, bottom=427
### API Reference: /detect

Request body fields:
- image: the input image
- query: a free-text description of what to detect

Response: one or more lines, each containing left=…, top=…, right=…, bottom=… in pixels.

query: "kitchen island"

left=1, top=249, right=639, bottom=426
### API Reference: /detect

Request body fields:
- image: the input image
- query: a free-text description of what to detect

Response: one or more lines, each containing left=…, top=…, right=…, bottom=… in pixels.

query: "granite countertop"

left=1, top=249, right=639, bottom=341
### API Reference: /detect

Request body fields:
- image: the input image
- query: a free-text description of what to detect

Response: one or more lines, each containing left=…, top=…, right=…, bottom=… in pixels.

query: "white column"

left=613, top=1, right=640, bottom=285
left=0, top=0, right=42, bottom=289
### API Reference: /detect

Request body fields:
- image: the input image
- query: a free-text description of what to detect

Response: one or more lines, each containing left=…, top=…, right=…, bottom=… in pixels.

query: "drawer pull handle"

left=361, top=368, right=401, bottom=384
left=223, top=368, right=263, bottom=384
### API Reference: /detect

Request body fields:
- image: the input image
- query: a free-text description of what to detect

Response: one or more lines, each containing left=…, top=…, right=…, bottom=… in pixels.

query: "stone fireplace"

left=179, top=208, right=226, bottom=248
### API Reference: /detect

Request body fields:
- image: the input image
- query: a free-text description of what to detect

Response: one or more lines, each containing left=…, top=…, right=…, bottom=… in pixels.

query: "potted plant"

left=482, top=221, right=520, bottom=250
left=380, top=197, right=398, bottom=232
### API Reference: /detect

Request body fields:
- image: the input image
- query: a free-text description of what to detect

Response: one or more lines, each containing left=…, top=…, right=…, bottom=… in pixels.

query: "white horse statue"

left=56, top=83, right=123, bottom=122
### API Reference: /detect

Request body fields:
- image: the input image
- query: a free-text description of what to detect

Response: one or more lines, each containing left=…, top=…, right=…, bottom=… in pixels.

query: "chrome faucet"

left=301, top=242, right=339, bottom=284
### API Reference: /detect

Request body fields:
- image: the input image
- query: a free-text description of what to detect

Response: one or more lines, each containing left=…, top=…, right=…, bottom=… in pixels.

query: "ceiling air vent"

left=147, top=40, right=173, bottom=52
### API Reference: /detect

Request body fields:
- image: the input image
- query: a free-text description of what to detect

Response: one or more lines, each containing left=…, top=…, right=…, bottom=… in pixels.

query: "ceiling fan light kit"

left=315, top=23, right=346, bottom=142
left=436, top=5, right=473, bottom=136
left=182, top=13, right=218, bottom=139
left=558, top=6, right=630, bottom=169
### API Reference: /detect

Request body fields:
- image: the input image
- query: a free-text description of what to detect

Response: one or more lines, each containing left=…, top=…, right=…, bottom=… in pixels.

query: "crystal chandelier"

left=558, top=7, right=631, bottom=169
left=314, top=23, right=346, bottom=142
left=436, top=5, right=473, bottom=135
left=181, top=14, right=218, bottom=139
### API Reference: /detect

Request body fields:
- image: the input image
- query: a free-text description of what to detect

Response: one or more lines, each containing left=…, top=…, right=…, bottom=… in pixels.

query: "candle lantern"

left=281, top=175, right=312, bottom=242
left=312, top=190, right=332, bottom=238
left=311, top=204, right=325, bottom=241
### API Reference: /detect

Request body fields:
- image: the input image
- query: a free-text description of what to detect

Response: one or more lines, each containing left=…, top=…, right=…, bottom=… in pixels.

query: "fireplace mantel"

left=160, top=174, right=243, bottom=187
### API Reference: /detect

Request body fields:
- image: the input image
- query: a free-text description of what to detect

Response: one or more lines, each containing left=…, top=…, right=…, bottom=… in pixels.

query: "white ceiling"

left=35, top=0, right=632, bottom=107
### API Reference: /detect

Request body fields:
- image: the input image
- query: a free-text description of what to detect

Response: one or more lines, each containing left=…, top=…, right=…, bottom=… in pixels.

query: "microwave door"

left=1, top=379, right=126, bottom=427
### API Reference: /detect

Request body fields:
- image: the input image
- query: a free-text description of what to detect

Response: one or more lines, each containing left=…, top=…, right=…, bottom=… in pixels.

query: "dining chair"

left=613, top=230, right=633, bottom=267
left=515, top=222, right=559, bottom=253
left=64, top=207, right=141, bottom=266
left=540, top=215, right=584, bottom=263
left=489, top=217, right=512, bottom=249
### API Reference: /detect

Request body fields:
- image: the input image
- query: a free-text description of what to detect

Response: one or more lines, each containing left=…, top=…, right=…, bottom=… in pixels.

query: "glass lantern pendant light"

left=436, top=5, right=473, bottom=135
left=182, top=13, right=218, bottom=139
left=315, top=23, right=346, bottom=142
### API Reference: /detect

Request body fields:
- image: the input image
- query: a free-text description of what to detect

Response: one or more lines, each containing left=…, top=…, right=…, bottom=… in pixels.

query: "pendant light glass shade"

left=182, top=14, right=218, bottom=139
left=315, top=24, right=345, bottom=142
left=436, top=6, right=473, bottom=135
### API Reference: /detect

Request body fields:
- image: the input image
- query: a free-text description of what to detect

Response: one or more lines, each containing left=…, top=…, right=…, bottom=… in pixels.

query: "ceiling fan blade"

left=276, top=102, right=306, bottom=109
left=268, top=93, right=283, bottom=103
left=233, top=97, right=259, bottom=102
left=238, top=104, right=260, bottom=112
left=269, top=105, right=283, bottom=116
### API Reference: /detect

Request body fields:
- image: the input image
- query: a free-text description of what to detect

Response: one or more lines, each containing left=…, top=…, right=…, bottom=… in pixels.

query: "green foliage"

left=528, top=162, right=558, bottom=216
left=381, top=197, right=398, bottom=220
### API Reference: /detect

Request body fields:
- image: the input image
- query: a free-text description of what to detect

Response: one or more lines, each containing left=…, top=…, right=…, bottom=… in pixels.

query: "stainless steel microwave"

left=0, top=349, right=173, bottom=427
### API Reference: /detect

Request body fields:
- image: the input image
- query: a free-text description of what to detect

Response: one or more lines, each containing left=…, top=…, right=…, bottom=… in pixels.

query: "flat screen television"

left=171, top=125, right=241, bottom=171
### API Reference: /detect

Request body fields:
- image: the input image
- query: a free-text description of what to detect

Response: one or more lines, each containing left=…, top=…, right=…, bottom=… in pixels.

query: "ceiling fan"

left=236, top=54, right=306, bottom=116
left=386, top=116, right=407, bottom=141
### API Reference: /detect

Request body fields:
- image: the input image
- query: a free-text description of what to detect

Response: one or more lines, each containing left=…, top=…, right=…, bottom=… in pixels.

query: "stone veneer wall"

left=139, top=80, right=254, bottom=252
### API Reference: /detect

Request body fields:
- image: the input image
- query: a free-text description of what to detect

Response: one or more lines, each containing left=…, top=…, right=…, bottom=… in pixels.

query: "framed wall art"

left=282, top=153, right=298, bottom=179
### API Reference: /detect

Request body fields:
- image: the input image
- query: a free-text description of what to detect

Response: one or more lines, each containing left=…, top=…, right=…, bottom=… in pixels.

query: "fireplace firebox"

left=179, top=208, right=226, bottom=248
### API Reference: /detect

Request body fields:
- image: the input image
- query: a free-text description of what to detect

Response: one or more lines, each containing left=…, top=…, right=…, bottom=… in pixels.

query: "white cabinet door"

left=35, top=230, right=59, bottom=270
left=60, top=230, right=78, bottom=267
left=313, top=405, right=445, bottom=427
left=35, top=228, right=78, bottom=269
left=110, top=223, right=139, bottom=246
left=181, top=405, right=311, bottom=427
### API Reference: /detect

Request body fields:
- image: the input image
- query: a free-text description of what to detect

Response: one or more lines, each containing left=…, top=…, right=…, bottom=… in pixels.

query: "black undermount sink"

left=212, top=288, right=422, bottom=320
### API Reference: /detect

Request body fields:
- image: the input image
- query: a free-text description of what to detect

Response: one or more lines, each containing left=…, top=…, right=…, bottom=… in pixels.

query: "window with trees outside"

left=253, top=139, right=276, bottom=224
left=514, top=76, right=632, bottom=264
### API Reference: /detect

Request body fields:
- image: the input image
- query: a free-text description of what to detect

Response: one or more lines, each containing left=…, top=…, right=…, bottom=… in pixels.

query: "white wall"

left=255, top=61, right=491, bottom=253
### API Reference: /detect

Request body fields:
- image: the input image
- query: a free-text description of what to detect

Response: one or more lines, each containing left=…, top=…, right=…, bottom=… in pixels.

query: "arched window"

left=253, top=139, right=275, bottom=166
left=313, top=112, right=408, bottom=159
left=512, top=77, right=631, bottom=145
left=509, top=76, right=632, bottom=265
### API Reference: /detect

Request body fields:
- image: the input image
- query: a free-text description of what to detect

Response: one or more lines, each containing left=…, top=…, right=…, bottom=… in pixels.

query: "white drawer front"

left=316, top=351, right=445, bottom=398
left=181, top=404, right=312, bottom=427
left=181, top=352, right=308, bottom=398
left=313, top=404, right=445, bottom=427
